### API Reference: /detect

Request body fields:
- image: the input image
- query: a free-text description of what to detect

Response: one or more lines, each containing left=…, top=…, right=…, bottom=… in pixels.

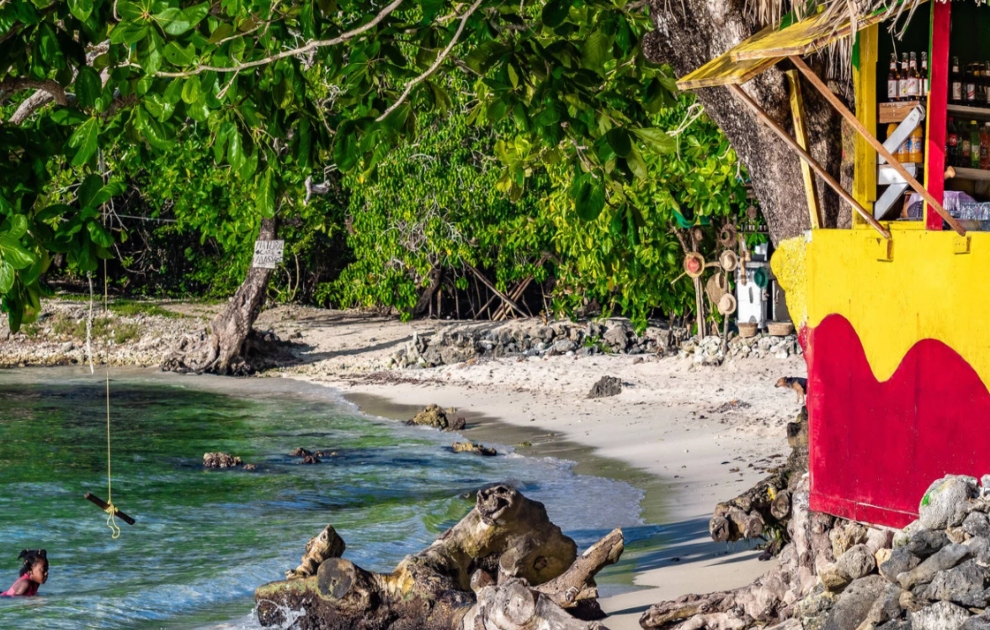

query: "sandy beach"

left=272, top=309, right=808, bottom=629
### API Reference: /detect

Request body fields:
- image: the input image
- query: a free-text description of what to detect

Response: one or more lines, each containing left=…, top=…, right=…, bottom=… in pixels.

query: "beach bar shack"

left=678, top=0, right=990, bottom=528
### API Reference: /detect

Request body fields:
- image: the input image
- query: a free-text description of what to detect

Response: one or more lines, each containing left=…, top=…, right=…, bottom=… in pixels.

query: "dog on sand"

left=775, top=377, right=807, bottom=405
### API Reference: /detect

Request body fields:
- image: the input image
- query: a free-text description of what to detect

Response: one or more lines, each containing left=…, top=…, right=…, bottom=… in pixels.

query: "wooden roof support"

left=727, top=83, right=891, bottom=240
left=789, top=55, right=966, bottom=237
left=786, top=70, right=823, bottom=228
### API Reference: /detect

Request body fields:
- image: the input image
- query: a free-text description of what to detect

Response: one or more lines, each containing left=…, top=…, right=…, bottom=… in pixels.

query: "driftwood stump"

left=255, top=484, right=622, bottom=629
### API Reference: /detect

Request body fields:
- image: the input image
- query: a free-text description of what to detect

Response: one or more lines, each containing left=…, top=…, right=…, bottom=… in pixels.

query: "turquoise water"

left=0, top=368, right=645, bottom=629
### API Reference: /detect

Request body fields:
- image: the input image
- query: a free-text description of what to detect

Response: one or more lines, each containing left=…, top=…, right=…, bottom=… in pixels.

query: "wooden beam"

left=786, top=70, right=822, bottom=228
left=726, top=84, right=891, bottom=240
left=789, top=55, right=966, bottom=237
left=852, top=24, right=878, bottom=219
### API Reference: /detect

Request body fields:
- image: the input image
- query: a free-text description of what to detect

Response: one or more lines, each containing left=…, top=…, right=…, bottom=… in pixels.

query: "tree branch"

left=0, top=78, right=68, bottom=106
left=156, top=0, right=406, bottom=78
left=376, top=0, right=484, bottom=122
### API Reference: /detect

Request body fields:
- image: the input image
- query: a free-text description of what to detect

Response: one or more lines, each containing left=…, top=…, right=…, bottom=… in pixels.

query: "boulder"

left=824, top=575, right=887, bottom=630
left=410, top=404, right=451, bottom=430
left=964, top=512, right=990, bottom=539
left=857, top=582, right=906, bottom=629
left=552, top=339, right=576, bottom=353
left=962, top=615, right=990, bottom=630
left=203, top=452, right=243, bottom=468
left=820, top=562, right=852, bottom=592
left=831, top=521, right=870, bottom=557
left=602, top=325, right=629, bottom=351
left=451, top=441, right=497, bottom=457
left=919, top=476, right=978, bottom=530
left=588, top=376, right=622, bottom=399
left=966, top=536, right=990, bottom=566
left=880, top=547, right=921, bottom=583
left=899, top=544, right=973, bottom=590
left=908, top=530, right=951, bottom=559
left=923, top=560, right=989, bottom=604
left=910, top=601, right=972, bottom=630
left=838, top=544, right=877, bottom=581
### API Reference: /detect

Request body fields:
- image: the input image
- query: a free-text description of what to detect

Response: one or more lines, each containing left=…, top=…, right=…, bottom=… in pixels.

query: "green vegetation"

left=109, top=300, right=184, bottom=319
left=49, top=314, right=140, bottom=344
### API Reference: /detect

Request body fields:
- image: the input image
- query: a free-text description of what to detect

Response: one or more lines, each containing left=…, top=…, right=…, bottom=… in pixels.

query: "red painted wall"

left=804, top=314, right=990, bottom=527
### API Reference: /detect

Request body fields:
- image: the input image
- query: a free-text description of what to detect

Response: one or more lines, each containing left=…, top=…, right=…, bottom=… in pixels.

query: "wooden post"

left=788, top=56, right=966, bottom=237
left=786, top=70, right=822, bottom=228
left=852, top=24, right=879, bottom=220
left=926, top=1, right=951, bottom=231
left=727, top=84, right=891, bottom=240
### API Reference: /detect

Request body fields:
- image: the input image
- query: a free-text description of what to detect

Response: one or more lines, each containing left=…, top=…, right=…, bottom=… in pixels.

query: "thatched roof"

left=748, top=0, right=931, bottom=32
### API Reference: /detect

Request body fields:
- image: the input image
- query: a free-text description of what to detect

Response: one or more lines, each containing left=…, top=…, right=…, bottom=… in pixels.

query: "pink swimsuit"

left=1, top=574, right=38, bottom=597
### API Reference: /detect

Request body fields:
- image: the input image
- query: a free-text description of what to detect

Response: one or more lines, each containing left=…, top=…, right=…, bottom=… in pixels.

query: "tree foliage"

left=0, top=0, right=677, bottom=331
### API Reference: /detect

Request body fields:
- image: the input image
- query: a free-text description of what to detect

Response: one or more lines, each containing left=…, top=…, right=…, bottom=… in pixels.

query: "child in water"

left=2, top=550, right=48, bottom=596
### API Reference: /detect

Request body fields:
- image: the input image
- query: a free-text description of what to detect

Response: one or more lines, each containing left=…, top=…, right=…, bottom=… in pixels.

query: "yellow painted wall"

left=773, top=228, right=990, bottom=382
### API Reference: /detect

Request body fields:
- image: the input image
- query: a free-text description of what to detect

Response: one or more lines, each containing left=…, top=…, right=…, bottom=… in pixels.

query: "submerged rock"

left=409, top=403, right=455, bottom=430
left=451, top=441, right=497, bottom=457
left=203, top=452, right=243, bottom=468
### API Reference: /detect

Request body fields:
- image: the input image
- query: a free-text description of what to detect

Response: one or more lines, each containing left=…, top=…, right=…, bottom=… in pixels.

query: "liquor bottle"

left=907, top=52, right=920, bottom=99
left=971, top=120, right=981, bottom=168
left=952, top=56, right=964, bottom=105
left=967, top=64, right=978, bottom=105
left=985, top=62, right=990, bottom=106
left=909, top=125, right=924, bottom=163
left=981, top=122, right=990, bottom=169
left=921, top=52, right=929, bottom=98
left=948, top=117, right=960, bottom=167
left=887, top=53, right=900, bottom=102
left=962, top=121, right=972, bottom=166
left=900, top=53, right=911, bottom=100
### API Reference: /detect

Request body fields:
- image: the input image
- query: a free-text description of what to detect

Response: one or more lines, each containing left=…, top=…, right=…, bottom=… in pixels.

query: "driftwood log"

left=255, top=484, right=622, bottom=629
left=709, top=408, right=809, bottom=546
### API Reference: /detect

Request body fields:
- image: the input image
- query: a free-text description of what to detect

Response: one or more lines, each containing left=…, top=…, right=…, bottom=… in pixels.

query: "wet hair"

left=17, top=549, right=46, bottom=577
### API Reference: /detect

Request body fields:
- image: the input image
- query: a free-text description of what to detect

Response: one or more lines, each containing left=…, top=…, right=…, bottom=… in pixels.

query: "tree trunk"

left=162, top=218, right=291, bottom=375
left=643, top=1, right=852, bottom=244
left=414, top=266, right=443, bottom=317
left=255, top=485, right=620, bottom=630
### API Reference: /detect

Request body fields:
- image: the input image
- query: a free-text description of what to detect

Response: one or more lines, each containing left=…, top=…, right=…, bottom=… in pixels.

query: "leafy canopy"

left=0, top=0, right=676, bottom=330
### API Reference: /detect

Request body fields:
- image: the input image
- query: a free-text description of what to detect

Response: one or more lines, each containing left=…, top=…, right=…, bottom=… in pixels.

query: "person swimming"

left=2, top=550, right=48, bottom=597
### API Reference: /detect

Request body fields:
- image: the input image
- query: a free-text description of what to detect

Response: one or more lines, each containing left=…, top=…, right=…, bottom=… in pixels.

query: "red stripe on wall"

left=806, top=314, right=990, bottom=528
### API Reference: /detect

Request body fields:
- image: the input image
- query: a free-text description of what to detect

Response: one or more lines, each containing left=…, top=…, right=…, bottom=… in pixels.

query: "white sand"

left=273, top=310, right=808, bottom=629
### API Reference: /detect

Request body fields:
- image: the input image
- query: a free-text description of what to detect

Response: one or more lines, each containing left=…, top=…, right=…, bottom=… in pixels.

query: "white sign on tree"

left=252, top=240, right=284, bottom=269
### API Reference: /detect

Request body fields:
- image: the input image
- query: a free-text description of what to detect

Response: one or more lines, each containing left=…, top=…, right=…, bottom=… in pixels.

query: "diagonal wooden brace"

left=727, top=84, right=891, bottom=240
left=789, top=55, right=966, bottom=236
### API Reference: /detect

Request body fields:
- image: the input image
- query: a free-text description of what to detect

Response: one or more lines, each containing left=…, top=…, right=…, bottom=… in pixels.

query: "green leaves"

left=74, top=66, right=102, bottom=109
left=605, top=128, right=631, bottom=158
left=155, top=3, right=209, bottom=36
left=542, top=0, right=571, bottom=28
left=0, top=262, right=13, bottom=294
left=68, top=118, right=100, bottom=166
left=631, top=127, right=676, bottom=154
left=256, top=170, right=276, bottom=219
left=571, top=173, right=606, bottom=221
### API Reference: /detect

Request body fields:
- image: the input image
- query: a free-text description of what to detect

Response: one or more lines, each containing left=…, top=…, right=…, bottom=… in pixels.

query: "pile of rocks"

left=681, top=333, right=803, bottom=366
left=797, top=475, right=990, bottom=630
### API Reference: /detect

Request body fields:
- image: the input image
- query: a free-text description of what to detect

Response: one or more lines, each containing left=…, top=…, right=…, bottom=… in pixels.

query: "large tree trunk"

left=162, top=217, right=292, bottom=375
left=255, top=485, right=621, bottom=630
left=643, top=1, right=852, bottom=243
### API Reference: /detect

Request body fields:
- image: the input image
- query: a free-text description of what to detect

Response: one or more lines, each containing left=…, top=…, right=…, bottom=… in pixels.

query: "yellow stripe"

left=773, top=229, right=990, bottom=382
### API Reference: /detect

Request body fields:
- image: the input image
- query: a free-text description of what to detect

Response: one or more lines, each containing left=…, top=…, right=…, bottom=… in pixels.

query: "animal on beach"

left=775, top=377, right=808, bottom=405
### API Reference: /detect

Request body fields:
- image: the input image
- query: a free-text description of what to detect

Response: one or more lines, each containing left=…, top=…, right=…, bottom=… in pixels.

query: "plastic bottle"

left=981, top=122, right=990, bottom=170
left=909, top=125, right=924, bottom=164
left=947, top=117, right=959, bottom=167
left=972, top=121, right=982, bottom=169
left=962, top=122, right=972, bottom=166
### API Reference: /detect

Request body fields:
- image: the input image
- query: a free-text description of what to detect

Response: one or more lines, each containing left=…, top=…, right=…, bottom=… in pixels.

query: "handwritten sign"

left=252, top=240, right=284, bottom=269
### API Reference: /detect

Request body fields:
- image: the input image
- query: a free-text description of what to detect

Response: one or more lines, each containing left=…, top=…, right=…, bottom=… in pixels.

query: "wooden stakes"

left=786, top=70, right=823, bottom=229
left=84, top=492, right=136, bottom=525
left=788, top=55, right=966, bottom=237
left=727, top=83, right=892, bottom=240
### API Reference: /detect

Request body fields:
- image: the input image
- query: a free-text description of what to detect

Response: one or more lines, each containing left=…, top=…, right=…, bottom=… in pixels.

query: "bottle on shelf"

left=948, top=117, right=960, bottom=167
left=888, top=52, right=900, bottom=102
left=985, top=62, right=990, bottom=106
left=971, top=120, right=981, bottom=169
left=909, top=124, right=924, bottom=164
left=981, top=122, right=990, bottom=170
left=900, top=52, right=911, bottom=101
left=921, top=52, right=929, bottom=98
left=907, top=52, right=920, bottom=100
left=962, top=120, right=973, bottom=166
left=951, top=56, right=963, bottom=105
left=967, top=63, right=978, bottom=105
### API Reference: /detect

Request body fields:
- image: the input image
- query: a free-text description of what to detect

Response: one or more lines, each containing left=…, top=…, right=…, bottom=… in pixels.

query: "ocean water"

left=0, top=368, right=646, bottom=629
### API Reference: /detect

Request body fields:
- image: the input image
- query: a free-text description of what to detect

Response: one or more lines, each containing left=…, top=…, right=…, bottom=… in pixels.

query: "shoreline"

left=1, top=302, right=808, bottom=629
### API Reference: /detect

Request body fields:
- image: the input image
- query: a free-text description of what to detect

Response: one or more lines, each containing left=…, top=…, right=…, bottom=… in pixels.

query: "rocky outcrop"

left=643, top=473, right=990, bottom=630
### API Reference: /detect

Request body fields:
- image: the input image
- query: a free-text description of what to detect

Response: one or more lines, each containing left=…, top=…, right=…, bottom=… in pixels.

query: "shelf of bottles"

left=946, top=57, right=990, bottom=173
left=883, top=51, right=928, bottom=164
